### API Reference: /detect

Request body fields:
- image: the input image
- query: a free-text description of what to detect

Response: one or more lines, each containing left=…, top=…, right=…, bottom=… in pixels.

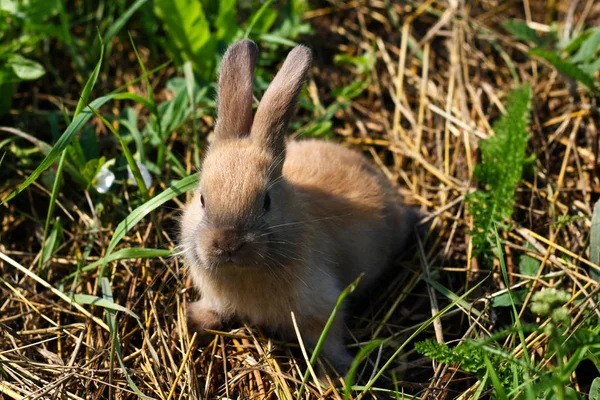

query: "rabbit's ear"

left=214, top=39, right=258, bottom=141
left=250, top=45, right=311, bottom=155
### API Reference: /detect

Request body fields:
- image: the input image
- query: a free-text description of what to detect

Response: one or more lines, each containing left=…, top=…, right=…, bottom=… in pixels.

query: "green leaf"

left=8, top=54, right=45, bottom=81
left=89, top=107, right=149, bottom=197
left=74, top=39, right=104, bottom=119
left=65, top=248, right=172, bottom=280
left=244, top=0, right=276, bottom=37
left=503, top=20, right=545, bottom=47
left=39, top=150, right=67, bottom=271
left=483, top=354, right=507, bottom=400
left=214, top=0, right=238, bottom=43
left=590, top=377, right=600, bottom=400
left=9, top=0, right=60, bottom=24
left=154, top=0, right=216, bottom=80
left=297, top=275, right=363, bottom=400
left=571, top=28, right=600, bottom=64
left=519, top=246, right=540, bottom=277
left=564, top=30, right=593, bottom=54
left=41, top=219, right=62, bottom=266
left=71, top=293, right=140, bottom=320
left=491, top=289, right=528, bottom=308
left=580, top=58, right=600, bottom=76
left=344, top=339, right=385, bottom=400
left=529, top=49, right=597, bottom=92
left=81, top=157, right=106, bottom=187
left=102, top=0, right=148, bottom=45
left=466, top=86, right=532, bottom=257
left=1, top=92, right=153, bottom=205
left=101, top=278, right=151, bottom=399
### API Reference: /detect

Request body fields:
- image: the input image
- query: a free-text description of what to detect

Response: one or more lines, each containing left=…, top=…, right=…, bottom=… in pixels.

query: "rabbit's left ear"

left=250, top=45, right=312, bottom=155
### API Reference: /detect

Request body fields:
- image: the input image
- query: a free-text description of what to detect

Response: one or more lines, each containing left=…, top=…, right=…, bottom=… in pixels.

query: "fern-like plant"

left=466, top=86, right=532, bottom=258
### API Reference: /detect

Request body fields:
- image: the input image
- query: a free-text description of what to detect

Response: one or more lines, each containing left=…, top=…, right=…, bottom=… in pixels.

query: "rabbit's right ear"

left=214, top=39, right=258, bottom=141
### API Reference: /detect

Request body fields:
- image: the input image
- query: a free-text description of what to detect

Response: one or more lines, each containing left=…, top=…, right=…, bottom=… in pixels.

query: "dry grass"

left=1, top=0, right=600, bottom=398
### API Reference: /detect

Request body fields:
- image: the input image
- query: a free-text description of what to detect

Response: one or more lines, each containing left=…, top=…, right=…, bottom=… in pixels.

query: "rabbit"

left=180, top=39, right=418, bottom=375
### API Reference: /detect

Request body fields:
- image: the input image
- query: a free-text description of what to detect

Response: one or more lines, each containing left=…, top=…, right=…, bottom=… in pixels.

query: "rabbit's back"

left=283, top=139, right=412, bottom=290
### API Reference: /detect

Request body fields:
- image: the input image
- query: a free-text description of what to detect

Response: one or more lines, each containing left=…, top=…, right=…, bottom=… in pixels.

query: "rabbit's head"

left=181, top=40, right=311, bottom=270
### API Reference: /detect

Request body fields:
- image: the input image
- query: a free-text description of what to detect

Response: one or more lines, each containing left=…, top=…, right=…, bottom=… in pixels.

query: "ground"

left=1, top=0, right=599, bottom=399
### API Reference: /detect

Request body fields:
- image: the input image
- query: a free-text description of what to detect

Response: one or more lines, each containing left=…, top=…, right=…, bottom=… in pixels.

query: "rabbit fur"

left=180, top=39, right=417, bottom=373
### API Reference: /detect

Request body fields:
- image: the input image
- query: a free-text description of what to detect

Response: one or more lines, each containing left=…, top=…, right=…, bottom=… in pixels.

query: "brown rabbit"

left=180, top=39, right=417, bottom=373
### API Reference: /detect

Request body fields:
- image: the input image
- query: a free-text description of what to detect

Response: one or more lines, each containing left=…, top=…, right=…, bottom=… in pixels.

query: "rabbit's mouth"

left=206, top=238, right=268, bottom=268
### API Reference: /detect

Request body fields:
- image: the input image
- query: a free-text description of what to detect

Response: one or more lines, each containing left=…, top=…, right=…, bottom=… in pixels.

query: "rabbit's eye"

left=263, top=193, right=271, bottom=212
left=200, top=194, right=205, bottom=208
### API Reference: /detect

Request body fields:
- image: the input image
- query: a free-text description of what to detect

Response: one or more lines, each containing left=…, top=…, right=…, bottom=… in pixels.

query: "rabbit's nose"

left=213, top=228, right=247, bottom=255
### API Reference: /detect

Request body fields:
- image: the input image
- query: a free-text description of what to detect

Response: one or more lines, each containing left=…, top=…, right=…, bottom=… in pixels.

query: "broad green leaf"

left=154, top=0, right=215, bottom=80
left=214, top=0, right=238, bottom=43
left=580, top=58, right=600, bottom=77
left=491, top=289, right=528, bottom=308
left=8, top=54, right=45, bottom=80
left=529, top=49, right=597, bottom=92
left=483, top=354, right=508, bottom=400
left=519, top=246, right=540, bottom=277
left=9, top=0, right=60, bottom=24
left=71, top=293, right=140, bottom=320
left=571, top=28, right=600, bottom=64
left=564, top=30, right=593, bottom=54
left=503, top=20, right=544, bottom=47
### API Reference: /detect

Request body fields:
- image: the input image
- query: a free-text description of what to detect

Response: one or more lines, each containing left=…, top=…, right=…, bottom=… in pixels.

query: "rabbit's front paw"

left=186, top=299, right=222, bottom=343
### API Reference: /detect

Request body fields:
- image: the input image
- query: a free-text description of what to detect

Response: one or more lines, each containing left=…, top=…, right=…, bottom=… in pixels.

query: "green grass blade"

left=344, top=339, right=385, bottom=400
left=98, top=173, right=199, bottom=279
left=39, top=150, right=67, bottom=271
left=483, top=354, right=507, bottom=400
left=472, top=372, right=488, bottom=400
left=72, top=293, right=140, bottom=320
left=103, top=0, right=148, bottom=45
left=0, top=92, right=155, bottom=206
left=297, top=275, right=362, bottom=400
left=89, top=106, right=149, bottom=198
left=244, top=0, right=275, bottom=37
left=65, top=248, right=172, bottom=280
left=494, top=225, right=531, bottom=365
left=101, top=278, right=152, bottom=400
left=74, top=38, right=104, bottom=118
left=41, top=219, right=61, bottom=267
left=357, top=277, right=488, bottom=398
left=529, top=49, right=598, bottom=92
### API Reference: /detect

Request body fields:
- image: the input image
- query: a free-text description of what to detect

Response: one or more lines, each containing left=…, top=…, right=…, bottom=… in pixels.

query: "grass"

left=1, top=0, right=600, bottom=398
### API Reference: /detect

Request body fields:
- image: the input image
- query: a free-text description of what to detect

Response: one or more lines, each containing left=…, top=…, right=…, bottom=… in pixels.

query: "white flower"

left=127, top=161, right=153, bottom=189
left=94, top=165, right=115, bottom=194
